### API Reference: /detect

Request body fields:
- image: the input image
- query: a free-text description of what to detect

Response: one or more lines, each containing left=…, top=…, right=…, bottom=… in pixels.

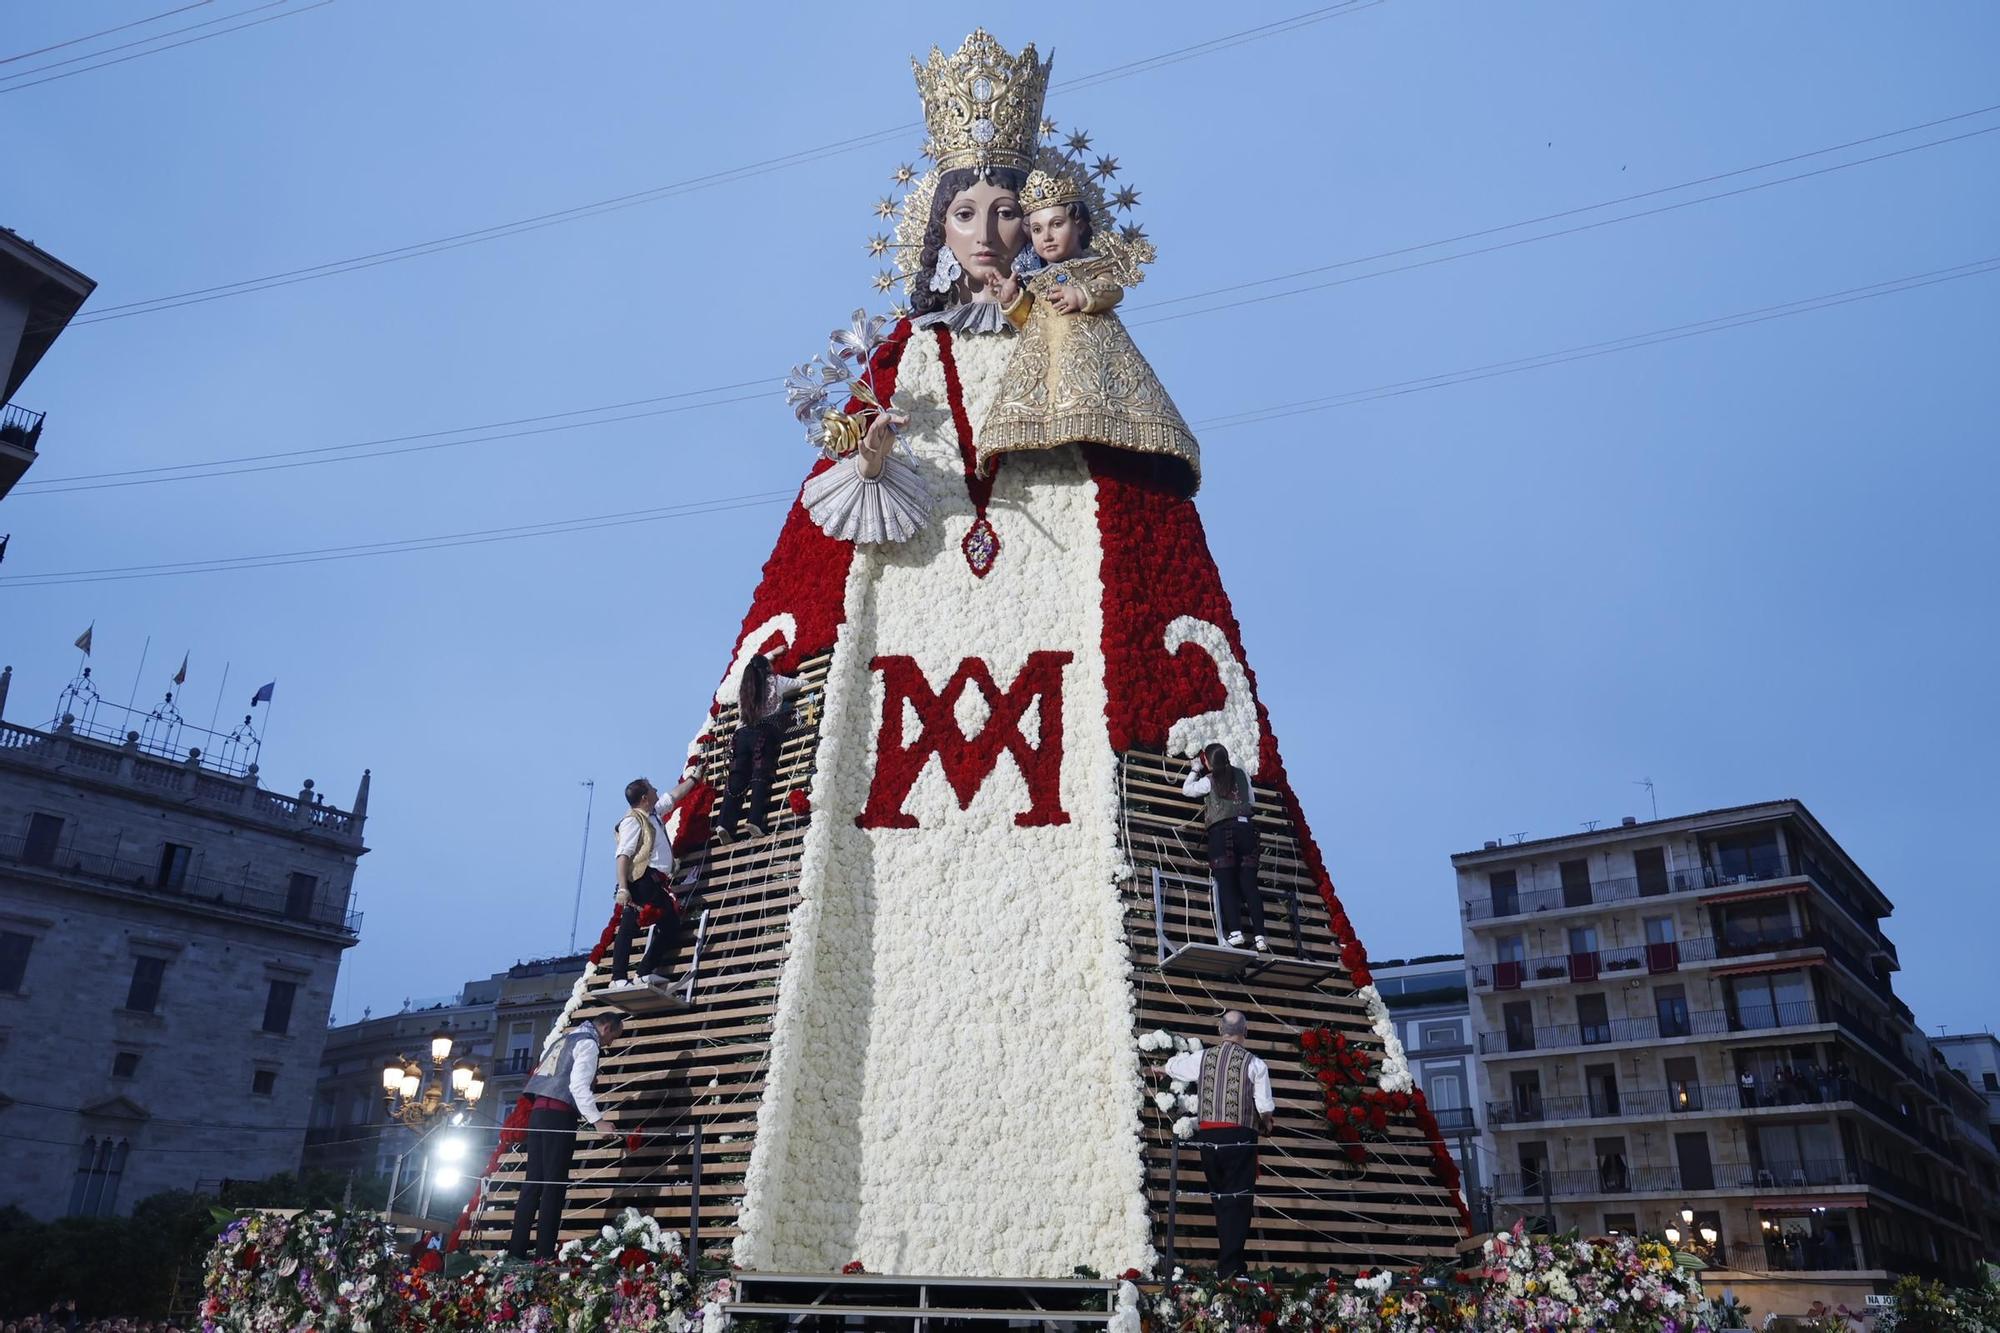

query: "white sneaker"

left=1253, top=936, right=1270, bottom=953
left=638, top=973, right=670, bottom=987
left=1225, top=931, right=1246, bottom=948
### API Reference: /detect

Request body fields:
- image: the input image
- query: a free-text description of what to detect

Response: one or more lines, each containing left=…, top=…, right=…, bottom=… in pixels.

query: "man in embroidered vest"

left=1160, top=1010, right=1275, bottom=1279
left=612, top=775, right=699, bottom=985
left=507, top=1012, right=623, bottom=1261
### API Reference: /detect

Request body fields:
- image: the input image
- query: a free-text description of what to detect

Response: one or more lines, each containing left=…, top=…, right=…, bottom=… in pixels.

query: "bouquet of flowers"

left=202, top=1209, right=401, bottom=1333
left=784, top=309, right=894, bottom=459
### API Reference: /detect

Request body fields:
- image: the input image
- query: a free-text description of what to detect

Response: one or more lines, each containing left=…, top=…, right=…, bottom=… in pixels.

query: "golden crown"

left=910, top=28, right=1052, bottom=176
left=1018, top=167, right=1084, bottom=215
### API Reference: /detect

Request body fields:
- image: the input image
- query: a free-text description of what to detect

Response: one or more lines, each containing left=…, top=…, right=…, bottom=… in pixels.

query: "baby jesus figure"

left=980, top=168, right=1199, bottom=489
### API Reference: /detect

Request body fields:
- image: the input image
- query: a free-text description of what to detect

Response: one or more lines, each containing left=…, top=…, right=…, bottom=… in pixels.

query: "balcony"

left=1464, top=867, right=1706, bottom=922
left=1488, top=1082, right=1748, bottom=1126
left=0, top=403, right=47, bottom=497
left=0, top=830, right=361, bottom=936
left=1429, top=1106, right=1476, bottom=1133
left=1480, top=1001, right=1827, bottom=1055
left=1495, top=1156, right=1861, bottom=1199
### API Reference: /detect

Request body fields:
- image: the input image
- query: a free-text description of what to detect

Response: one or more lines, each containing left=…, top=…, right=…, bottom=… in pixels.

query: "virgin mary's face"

left=942, top=180, right=1026, bottom=285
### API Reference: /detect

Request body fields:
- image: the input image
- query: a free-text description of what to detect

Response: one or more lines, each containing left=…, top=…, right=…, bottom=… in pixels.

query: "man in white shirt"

left=507, top=1012, right=623, bottom=1260
left=1159, top=1011, right=1276, bottom=1279
left=611, top=775, right=699, bottom=985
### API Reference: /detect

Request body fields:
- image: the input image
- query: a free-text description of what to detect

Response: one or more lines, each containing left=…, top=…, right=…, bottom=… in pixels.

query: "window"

left=1488, top=869, right=1519, bottom=917
left=1509, top=1069, right=1543, bottom=1119
left=262, top=980, right=297, bottom=1035
left=1674, top=1131, right=1715, bottom=1191
left=1420, top=1021, right=1461, bottom=1050
left=1984, top=1072, right=1998, bottom=1092
left=1559, top=858, right=1592, bottom=907
left=1577, top=993, right=1611, bottom=1044
left=284, top=872, right=318, bottom=921
left=1496, top=934, right=1526, bottom=963
left=155, top=843, right=192, bottom=891
left=1712, top=829, right=1783, bottom=882
left=1502, top=1000, right=1536, bottom=1052
left=1568, top=925, right=1599, bottom=954
left=124, top=956, right=166, bottom=1013
left=251, top=1068, right=277, bottom=1095
left=111, top=1051, right=141, bottom=1079
left=1633, top=846, right=1669, bottom=897
left=1594, top=1135, right=1630, bottom=1192
left=67, top=1137, right=129, bottom=1217
left=24, top=813, right=65, bottom=866
left=1664, top=1056, right=1701, bottom=1111
left=0, top=930, right=32, bottom=992
left=1643, top=915, right=1677, bottom=945
left=1603, top=1211, right=1638, bottom=1236
left=1655, top=984, right=1690, bottom=1038
left=1427, top=1071, right=1464, bottom=1110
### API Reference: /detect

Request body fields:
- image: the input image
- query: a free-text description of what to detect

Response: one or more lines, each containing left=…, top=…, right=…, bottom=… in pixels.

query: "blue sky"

left=3, top=2, right=1996, bottom=1033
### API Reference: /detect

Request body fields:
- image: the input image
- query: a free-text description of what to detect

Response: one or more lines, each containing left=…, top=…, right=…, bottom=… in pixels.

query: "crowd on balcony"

left=1737, top=1057, right=1852, bottom=1108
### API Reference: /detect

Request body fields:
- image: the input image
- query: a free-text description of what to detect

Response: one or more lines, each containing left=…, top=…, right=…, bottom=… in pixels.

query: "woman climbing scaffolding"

left=1183, top=742, right=1268, bottom=952
left=715, top=652, right=805, bottom=843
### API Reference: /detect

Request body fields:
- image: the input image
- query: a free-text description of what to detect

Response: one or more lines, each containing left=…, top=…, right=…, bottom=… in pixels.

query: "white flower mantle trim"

left=1160, top=615, right=1262, bottom=779
left=1138, top=1028, right=1200, bottom=1141
left=716, top=614, right=798, bottom=706
left=734, top=328, right=1151, bottom=1277
left=1355, top=984, right=1414, bottom=1093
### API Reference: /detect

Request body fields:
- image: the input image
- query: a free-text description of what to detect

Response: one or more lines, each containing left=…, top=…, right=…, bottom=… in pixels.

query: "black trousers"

left=507, top=1105, right=580, bottom=1260
left=611, top=870, right=680, bottom=982
left=1208, top=818, right=1266, bottom=939
left=1195, top=1125, right=1260, bottom=1279
left=717, top=718, right=785, bottom=833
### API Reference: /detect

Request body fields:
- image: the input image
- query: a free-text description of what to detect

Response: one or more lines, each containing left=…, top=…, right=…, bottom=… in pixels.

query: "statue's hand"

left=1050, top=284, right=1087, bottom=314
left=857, top=411, right=905, bottom=480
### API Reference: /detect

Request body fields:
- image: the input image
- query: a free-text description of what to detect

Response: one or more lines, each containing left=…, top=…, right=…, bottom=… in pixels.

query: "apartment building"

left=1372, top=953, right=1487, bottom=1228
left=1454, top=799, right=1984, bottom=1313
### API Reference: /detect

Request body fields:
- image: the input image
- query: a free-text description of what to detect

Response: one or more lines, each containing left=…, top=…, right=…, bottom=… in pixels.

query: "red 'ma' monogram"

left=857, top=652, right=1072, bottom=829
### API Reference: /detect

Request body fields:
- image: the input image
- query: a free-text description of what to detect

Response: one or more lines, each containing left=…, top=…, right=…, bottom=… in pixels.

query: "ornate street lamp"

left=382, top=1028, right=484, bottom=1130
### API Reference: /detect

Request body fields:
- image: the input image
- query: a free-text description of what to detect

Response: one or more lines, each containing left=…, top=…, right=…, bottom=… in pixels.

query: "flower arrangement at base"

left=1152, top=1227, right=1725, bottom=1333
left=1297, top=1025, right=1412, bottom=1165
left=204, top=1207, right=720, bottom=1333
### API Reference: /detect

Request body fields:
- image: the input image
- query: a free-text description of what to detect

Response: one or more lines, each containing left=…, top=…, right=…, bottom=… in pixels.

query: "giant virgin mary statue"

left=470, top=28, right=1467, bottom=1282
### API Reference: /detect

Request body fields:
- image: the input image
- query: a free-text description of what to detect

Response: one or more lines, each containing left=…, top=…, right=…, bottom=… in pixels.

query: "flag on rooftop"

left=173, top=654, right=188, bottom=687
left=74, top=624, right=93, bottom=656
left=251, top=681, right=276, bottom=706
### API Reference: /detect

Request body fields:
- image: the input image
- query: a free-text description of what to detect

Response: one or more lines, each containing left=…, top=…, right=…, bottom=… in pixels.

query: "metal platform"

left=725, top=1271, right=1120, bottom=1330
left=597, top=979, right=686, bottom=1015
left=1149, top=868, right=1337, bottom=989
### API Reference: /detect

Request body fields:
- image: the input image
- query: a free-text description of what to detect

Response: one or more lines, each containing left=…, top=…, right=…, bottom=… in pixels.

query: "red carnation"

left=1121, top=1268, right=1143, bottom=1281
left=787, top=789, right=811, bottom=817
left=1348, top=1105, right=1367, bottom=1124
left=1300, top=1029, right=1321, bottom=1051
left=1258, top=1313, right=1277, bottom=1327
left=842, top=1260, right=867, bottom=1275
left=418, top=1250, right=443, bottom=1274
left=237, top=1246, right=260, bottom=1271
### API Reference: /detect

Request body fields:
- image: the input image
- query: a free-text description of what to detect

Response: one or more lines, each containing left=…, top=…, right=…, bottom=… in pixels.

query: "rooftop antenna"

left=1581, top=819, right=1600, bottom=832
left=568, top=779, right=596, bottom=953
left=1510, top=831, right=1529, bottom=844
left=1634, top=777, right=1658, bottom=821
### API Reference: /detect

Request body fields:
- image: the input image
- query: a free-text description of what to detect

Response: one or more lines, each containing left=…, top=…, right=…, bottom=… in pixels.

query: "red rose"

left=842, top=1260, right=867, bottom=1275
left=1300, top=1028, right=1321, bottom=1051
left=1121, top=1268, right=1143, bottom=1281
left=787, top=789, right=812, bottom=817
left=237, top=1246, right=260, bottom=1271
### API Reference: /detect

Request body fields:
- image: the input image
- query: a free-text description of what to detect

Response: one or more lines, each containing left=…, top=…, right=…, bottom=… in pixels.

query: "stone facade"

left=0, top=698, right=366, bottom=1218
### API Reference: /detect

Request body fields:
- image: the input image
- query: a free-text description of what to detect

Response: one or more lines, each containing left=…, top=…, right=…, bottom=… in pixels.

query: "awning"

left=1701, top=880, right=1809, bottom=905
left=1712, top=956, right=1824, bottom=978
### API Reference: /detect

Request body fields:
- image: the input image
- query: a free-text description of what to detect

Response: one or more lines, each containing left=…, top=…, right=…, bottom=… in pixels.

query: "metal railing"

left=1480, top=1001, right=1823, bottom=1054
left=1495, top=1156, right=1861, bottom=1198
left=1488, top=1082, right=1748, bottom=1126
left=0, top=831, right=360, bottom=935
left=1464, top=867, right=1707, bottom=921
left=0, top=402, right=45, bottom=450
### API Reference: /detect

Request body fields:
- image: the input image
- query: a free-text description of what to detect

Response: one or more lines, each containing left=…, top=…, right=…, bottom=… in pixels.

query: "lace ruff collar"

left=911, top=301, right=1014, bottom=335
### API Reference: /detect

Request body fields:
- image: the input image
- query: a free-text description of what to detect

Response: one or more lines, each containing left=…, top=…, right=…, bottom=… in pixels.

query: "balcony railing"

left=0, top=402, right=45, bottom=452
left=1488, top=1082, right=1749, bottom=1126
left=1429, top=1106, right=1476, bottom=1132
left=1495, top=1156, right=1860, bottom=1198
left=1464, top=867, right=1707, bottom=921
left=0, top=830, right=361, bottom=935
left=1480, top=1001, right=1823, bottom=1055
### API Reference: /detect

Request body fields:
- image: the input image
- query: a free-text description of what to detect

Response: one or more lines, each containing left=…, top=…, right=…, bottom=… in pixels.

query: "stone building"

left=0, top=226, right=95, bottom=501
left=1370, top=953, right=1486, bottom=1225
left=1932, top=1032, right=2000, bottom=1259
left=0, top=676, right=367, bottom=1217
left=302, top=954, right=586, bottom=1220
left=1454, top=799, right=1987, bottom=1314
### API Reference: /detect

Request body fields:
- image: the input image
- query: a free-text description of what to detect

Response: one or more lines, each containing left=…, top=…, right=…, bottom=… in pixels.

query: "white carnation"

left=1153, top=1091, right=1177, bottom=1113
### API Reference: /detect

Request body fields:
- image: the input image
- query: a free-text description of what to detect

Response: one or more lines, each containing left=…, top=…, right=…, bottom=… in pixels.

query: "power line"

left=0, top=490, right=795, bottom=587
left=0, top=0, right=333, bottom=95
left=0, top=0, right=214, bottom=65
left=15, top=97, right=1995, bottom=495
left=42, top=3, right=1383, bottom=329
left=1125, top=122, right=2000, bottom=327
left=4, top=254, right=1990, bottom=589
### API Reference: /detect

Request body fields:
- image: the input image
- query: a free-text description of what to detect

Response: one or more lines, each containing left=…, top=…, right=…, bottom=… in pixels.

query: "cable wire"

left=0, top=0, right=333, bottom=95
left=0, top=0, right=214, bottom=65
left=15, top=99, right=1997, bottom=496
left=41, top=4, right=1383, bottom=329
left=3, top=254, right=1992, bottom=589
